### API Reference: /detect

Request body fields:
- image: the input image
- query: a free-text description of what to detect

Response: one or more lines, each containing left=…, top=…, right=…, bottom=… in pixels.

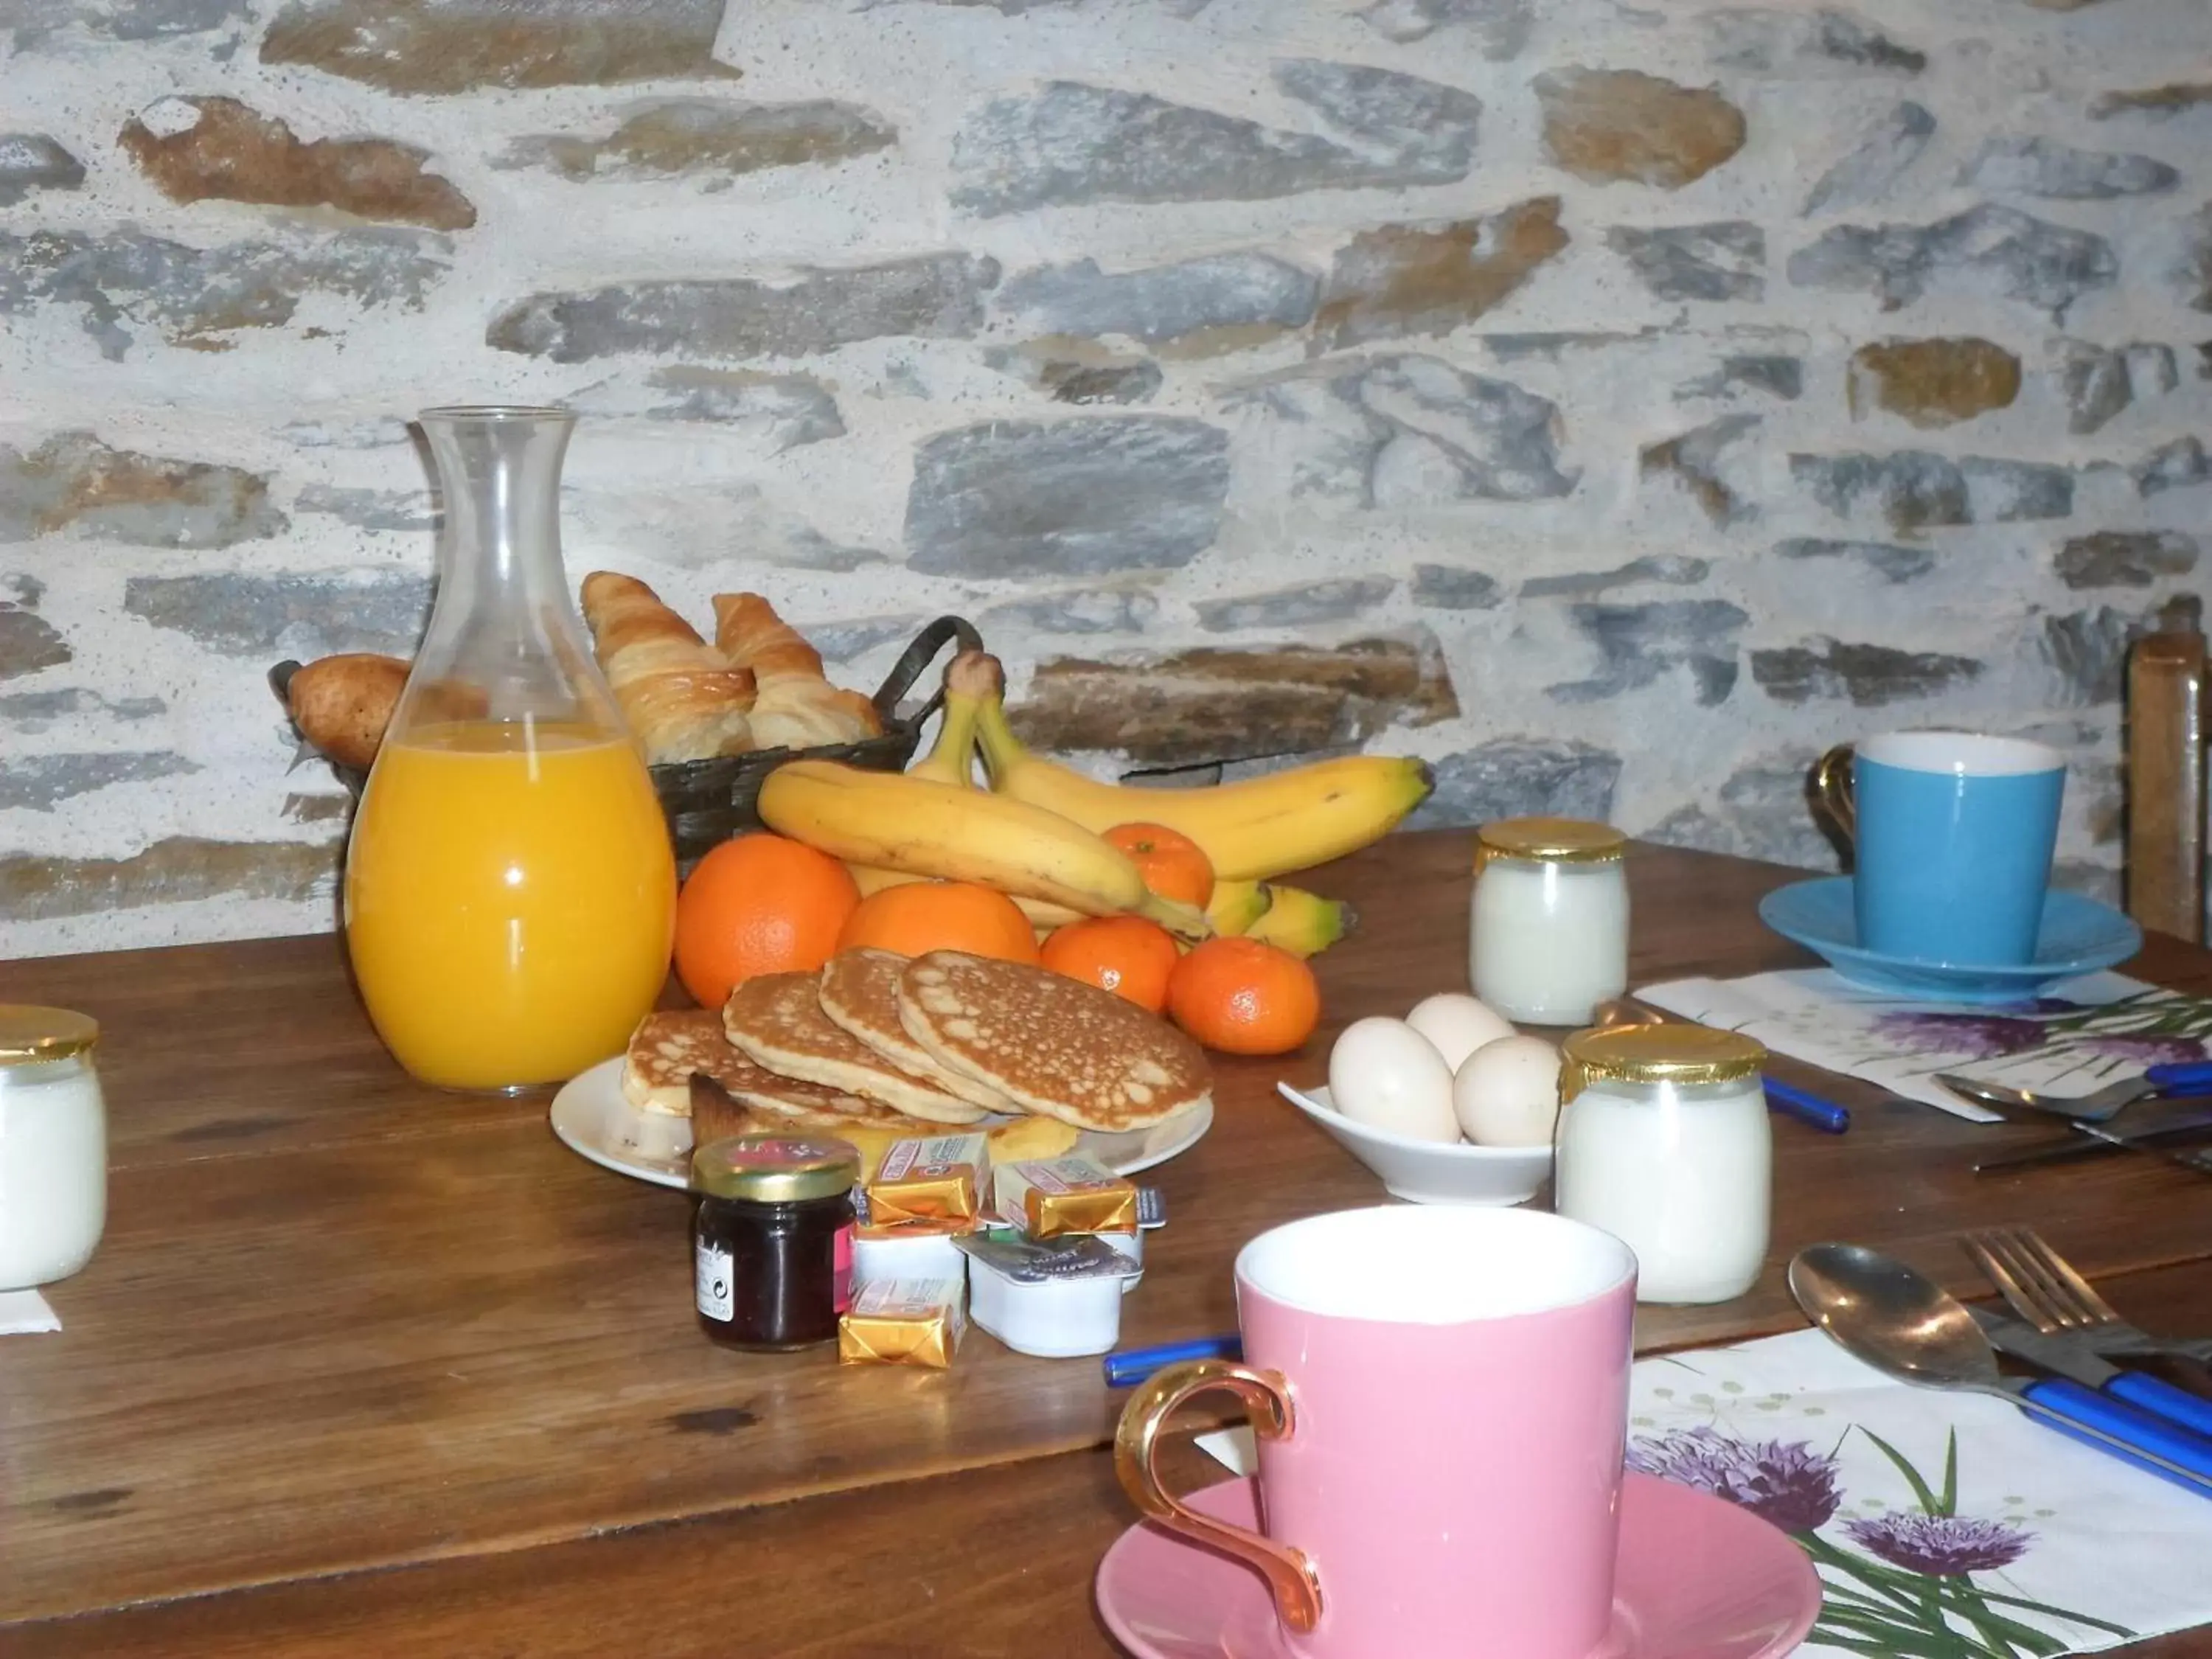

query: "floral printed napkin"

left=1629, top=1328, right=2212, bottom=1656
left=1198, top=1326, right=2212, bottom=1655
left=1637, top=968, right=2212, bottom=1123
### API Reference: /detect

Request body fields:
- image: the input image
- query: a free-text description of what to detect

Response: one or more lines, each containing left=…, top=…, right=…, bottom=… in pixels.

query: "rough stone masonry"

left=1, top=0, right=2209, bottom=953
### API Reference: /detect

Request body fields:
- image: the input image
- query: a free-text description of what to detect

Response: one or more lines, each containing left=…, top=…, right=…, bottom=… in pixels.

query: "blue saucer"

left=1757, top=877, right=2142, bottom=1003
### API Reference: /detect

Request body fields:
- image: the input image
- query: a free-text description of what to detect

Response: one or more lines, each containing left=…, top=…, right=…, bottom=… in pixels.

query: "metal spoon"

left=1787, top=1242, right=2212, bottom=1496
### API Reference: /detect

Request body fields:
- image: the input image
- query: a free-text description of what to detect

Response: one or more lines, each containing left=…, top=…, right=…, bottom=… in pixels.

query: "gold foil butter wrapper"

left=837, top=1277, right=967, bottom=1368
left=863, top=1133, right=988, bottom=1226
left=851, top=1189, right=977, bottom=1245
left=994, top=1155, right=1138, bottom=1239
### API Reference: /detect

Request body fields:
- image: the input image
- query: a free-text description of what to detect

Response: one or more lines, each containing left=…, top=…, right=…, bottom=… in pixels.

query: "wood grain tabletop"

left=4, top=834, right=2211, bottom=1654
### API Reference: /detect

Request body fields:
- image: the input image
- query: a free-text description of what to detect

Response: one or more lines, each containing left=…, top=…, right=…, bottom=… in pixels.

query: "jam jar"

left=692, top=1135, right=859, bottom=1352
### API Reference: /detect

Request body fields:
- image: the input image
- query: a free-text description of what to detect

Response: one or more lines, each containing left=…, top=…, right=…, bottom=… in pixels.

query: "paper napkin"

left=1636, top=968, right=2212, bottom=1122
left=1200, top=1327, right=2212, bottom=1656
left=0, top=1289, right=60, bottom=1335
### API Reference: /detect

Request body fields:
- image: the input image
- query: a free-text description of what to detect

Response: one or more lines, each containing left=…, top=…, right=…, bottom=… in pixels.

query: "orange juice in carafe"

left=346, top=721, right=675, bottom=1090
left=343, top=406, right=674, bottom=1091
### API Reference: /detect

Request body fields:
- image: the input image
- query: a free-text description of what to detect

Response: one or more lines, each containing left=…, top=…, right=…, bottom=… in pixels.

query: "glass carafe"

left=344, top=407, right=675, bottom=1091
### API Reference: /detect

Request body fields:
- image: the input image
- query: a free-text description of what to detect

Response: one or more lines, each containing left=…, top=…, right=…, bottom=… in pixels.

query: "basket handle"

left=870, top=615, right=984, bottom=726
left=269, top=659, right=303, bottom=716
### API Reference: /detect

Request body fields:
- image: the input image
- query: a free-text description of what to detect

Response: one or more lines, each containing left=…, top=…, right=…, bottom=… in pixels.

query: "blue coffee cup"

left=1814, top=731, right=2065, bottom=966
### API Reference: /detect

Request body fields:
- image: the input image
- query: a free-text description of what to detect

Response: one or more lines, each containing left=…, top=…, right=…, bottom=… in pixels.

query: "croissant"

left=580, top=573, right=757, bottom=764
left=712, top=592, right=881, bottom=751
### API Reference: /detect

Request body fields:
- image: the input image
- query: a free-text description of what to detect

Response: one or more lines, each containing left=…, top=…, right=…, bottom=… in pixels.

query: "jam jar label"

left=695, top=1234, right=734, bottom=1323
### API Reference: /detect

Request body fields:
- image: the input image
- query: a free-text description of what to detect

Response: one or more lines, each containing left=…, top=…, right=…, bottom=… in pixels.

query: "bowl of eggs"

left=1276, top=992, right=1561, bottom=1206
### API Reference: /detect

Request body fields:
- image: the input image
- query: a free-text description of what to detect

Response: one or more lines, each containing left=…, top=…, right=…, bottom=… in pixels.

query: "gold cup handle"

left=1813, top=743, right=1857, bottom=844
left=1113, top=1357, right=1324, bottom=1634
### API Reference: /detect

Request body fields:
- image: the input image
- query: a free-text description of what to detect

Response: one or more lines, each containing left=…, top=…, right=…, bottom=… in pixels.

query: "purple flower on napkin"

left=1871, top=1012, right=2045, bottom=1060
left=1842, top=1512, right=2033, bottom=1576
left=1625, top=1427, right=1843, bottom=1533
left=2077, top=1033, right=2206, bottom=1065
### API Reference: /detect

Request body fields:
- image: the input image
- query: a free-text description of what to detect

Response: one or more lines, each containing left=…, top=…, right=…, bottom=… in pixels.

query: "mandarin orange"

left=674, top=832, right=861, bottom=1006
left=1166, top=936, right=1321, bottom=1055
left=835, top=880, right=1042, bottom=964
left=1039, top=915, right=1180, bottom=1012
left=1103, top=821, right=1214, bottom=908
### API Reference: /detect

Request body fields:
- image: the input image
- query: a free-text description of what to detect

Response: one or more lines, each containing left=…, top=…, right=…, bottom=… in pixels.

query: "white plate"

left=549, top=1056, right=1213, bottom=1189
left=1277, top=1081, right=1551, bottom=1206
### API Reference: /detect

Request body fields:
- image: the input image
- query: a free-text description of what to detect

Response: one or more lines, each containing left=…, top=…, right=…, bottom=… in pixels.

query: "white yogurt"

left=0, top=1040, right=108, bottom=1291
left=1470, top=853, right=1630, bottom=1025
left=1553, top=1076, right=1770, bottom=1305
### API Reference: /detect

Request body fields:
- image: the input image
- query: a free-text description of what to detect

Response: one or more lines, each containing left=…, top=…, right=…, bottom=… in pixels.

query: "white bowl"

left=1276, top=1082, right=1552, bottom=1207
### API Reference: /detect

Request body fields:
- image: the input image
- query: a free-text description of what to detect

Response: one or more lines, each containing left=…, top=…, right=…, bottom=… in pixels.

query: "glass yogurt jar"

left=0, top=1006, right=108, bottom=1290
left=1552, top=1023, right=1771, bottom=1306
left=1469, top=818, right=1630, bottom=1026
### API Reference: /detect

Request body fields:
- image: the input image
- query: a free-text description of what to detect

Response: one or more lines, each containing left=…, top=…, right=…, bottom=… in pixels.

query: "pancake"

left=896, top=951, right=1212, bottom=1133
left=722, top=971, right=988, bottom=1125
left=818, top=949, right=1017, bottom=1113
left=624, top=1010, right=774, bottom=1116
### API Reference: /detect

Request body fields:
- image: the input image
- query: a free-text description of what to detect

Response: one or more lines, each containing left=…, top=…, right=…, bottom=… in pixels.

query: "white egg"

left=1453, top=1034, right=1563, bottom=1147
left=1404, top=992, right=1517, bottom=1072
left=1328, top=1017, right=1461, bottom=1144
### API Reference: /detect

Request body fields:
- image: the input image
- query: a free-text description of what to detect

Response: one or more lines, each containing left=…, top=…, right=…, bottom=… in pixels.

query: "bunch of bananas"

left=756, top=650, right=1429, bottom=956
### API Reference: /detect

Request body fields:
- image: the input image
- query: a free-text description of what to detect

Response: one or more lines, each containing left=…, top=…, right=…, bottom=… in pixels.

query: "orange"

left=1105, top=822, right=1214, bottom=909
left=1166, top=936, right=1322, bottom=1056
left=836, top=880, right=1042, bottom=964
left=1040, top=916, right=1180, bottom=1013
left=674, top=832, right=860, bottom=1007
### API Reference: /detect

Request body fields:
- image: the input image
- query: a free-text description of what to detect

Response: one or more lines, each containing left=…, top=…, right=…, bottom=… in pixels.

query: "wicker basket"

left=271, top=613, right=984, bottom=871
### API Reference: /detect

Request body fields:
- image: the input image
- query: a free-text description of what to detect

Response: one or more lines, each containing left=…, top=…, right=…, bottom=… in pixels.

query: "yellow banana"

left=904, top=649, right=992, bottom=787
left=760, top=759, right=1210, bottom=939
left=846, top=860, right=1087, bottom=930
left=1248, top=883, right=1356, bottom=958
left=1206, top=877, right=1273, bottom=936
left=844, top=651, right=1091, bottom=928
left=974, top=695, right=1433, bottom=883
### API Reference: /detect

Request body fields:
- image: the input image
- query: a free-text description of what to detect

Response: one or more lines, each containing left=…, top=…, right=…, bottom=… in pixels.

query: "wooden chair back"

left=2126, top=599, right=2208, bottom=942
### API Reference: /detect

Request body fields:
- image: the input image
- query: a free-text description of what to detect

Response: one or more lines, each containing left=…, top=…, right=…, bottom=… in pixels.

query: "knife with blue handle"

left=2006, top=1376, right=2212, bottom=1495
left=1975, top=1308, right=2212, bottom=1444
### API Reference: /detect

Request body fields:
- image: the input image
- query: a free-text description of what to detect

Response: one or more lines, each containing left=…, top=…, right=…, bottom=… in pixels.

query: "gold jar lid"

left=1562, top=1022, right=1765, bottom=1092
left=0, top=1005, right=99, bottom=1065
left=692, top=1135, right=859, bottom=1204
left=1476, top=817, right=1627, bottom=865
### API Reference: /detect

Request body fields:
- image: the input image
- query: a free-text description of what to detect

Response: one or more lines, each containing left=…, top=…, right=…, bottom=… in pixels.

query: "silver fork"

left=1963, top=1225, right=2212, bottom=1364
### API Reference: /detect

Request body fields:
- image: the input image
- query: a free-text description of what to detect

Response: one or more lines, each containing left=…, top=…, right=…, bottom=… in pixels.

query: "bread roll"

left=288, top=653, right=408, bottom=771
left=712, top=591, right=881, bottom=751
left=581, top=572, right=758, bottom=764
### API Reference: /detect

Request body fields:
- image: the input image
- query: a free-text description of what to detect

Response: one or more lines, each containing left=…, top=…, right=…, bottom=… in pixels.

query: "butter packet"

left=837, top=1277, right=967, bottom=1368
left=994, top=1154, right=1139, bottom=1239
left=865, top=1133, right=988, bottom=1227
left=955, top=1231, right=1138, bottom=1285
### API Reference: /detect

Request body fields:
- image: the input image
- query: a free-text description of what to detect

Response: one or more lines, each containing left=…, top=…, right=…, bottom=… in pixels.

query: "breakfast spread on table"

left=19, top=404, right=2212, bottom=1659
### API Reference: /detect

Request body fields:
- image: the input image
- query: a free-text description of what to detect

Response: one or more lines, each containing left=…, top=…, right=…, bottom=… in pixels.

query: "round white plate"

left=549, top=1055, right=1213, bottom=1189
left=1277, top=1081, right=1551, bottom=1206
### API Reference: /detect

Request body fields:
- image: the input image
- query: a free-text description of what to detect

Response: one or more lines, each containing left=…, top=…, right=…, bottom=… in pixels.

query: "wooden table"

left=5, top=837, right=2211, bottom=1655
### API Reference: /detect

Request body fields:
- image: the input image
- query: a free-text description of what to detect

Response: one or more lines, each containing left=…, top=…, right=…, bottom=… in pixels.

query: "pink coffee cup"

left=1115, top=1206, right=1638, bottom=1659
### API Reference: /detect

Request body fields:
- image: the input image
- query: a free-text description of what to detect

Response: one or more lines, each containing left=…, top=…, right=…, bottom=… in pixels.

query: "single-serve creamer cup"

left=1115, top=1206, right=1637, bottom=1659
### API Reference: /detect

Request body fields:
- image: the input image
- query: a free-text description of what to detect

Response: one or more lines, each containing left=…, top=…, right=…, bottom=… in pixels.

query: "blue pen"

left=1761, top=1076, right=1851, bottom=1135
left=1102, top=1333, right=1244, bottom=1388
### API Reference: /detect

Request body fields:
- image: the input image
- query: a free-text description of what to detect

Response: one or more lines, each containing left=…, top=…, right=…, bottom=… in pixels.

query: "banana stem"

left=912, top=681, right=984, bottom=787
left=973, top=690, right=1028, bottom=790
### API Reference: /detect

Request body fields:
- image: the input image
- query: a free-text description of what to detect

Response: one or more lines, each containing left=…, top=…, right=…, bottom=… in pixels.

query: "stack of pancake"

left=622, top=948, right=1213, bottom=1174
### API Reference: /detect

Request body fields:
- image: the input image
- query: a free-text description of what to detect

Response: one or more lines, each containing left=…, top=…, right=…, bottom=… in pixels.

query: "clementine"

left=836, top=880, right=1042, bottom=964
left=674, top=833, right=861, bottom=1006
left=1104, top=822, right=1214, bottom=909
left=1166, top=936, right=1322, bottom=1056
left=1040, top=915, right=1180, bottom=1013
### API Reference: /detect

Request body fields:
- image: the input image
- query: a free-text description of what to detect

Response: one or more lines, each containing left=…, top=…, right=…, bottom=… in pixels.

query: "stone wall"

left=3, top=0, right=2209, bottom=956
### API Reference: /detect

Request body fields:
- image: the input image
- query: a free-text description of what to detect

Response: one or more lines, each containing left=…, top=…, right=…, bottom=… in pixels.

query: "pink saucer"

left=1095, top=1471, right=1821, bottom=1659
